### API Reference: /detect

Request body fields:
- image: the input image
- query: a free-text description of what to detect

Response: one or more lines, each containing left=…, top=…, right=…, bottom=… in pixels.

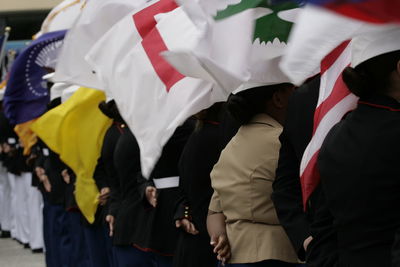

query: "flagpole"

left=0, top=27, right=11, bottom=68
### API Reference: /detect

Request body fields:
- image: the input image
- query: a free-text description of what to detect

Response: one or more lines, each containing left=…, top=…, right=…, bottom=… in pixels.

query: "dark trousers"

left=173, top=231, right=217, bottom=267
left=114, top=245, right=154, bottom=267
left=66, top=211, right=90, bottom=267
left=114, top=245, right=173, bottom=267
left=148, top=251, right=173, bottom=267
left=83, top=223, right=115, bottom=267
left=218, top=260, right=299, bottom=267
left=43, top=202, right=68, bottom=267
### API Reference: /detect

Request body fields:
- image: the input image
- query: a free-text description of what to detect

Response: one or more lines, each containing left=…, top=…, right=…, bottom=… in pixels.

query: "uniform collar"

left=249, top=113, right=282, bottom=128
left=359, top=94, right=400, bottom=112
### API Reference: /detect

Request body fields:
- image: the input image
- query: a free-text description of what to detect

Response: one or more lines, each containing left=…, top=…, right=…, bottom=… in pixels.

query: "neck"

left=264, top=109, right=284, bottom=125
left=386, top=86, right=400, bottom=102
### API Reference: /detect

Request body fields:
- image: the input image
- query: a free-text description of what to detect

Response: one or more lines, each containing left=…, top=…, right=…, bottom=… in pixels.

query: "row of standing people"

left=0, top=78, right=305, bottom=267
left=0, top=110, right=44, bottom=253
left=2, top=39, right=399, bottom=267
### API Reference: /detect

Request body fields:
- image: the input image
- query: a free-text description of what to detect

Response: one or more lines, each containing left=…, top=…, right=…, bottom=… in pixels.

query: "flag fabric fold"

left=86, top=0, right=220, bottom=178
left=163, top=0, right=300, bottom=92
left=35, top=0, right=82, bottom=38
left=279, top=4, right=395, bottom=86
left=308, top=0, right=400, bottom=24
left=31, top=87, right=112, bottom=223
left=54, top=0, right=148, bottom=89
left=299, top=41, right=359, bottom=206
left=86, top=0, right=302, bottom=177
left=279, top=2, right=400, bottom=206
left=14, top=119, right=38, bottom=155
left=4, top=30, right=66, bottom=125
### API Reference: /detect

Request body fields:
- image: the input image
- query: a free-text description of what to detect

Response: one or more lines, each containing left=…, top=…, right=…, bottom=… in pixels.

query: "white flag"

left=163, top=0, right=300, bottom=93
left=35, top=0, right=83, bottom=38
left=86, top=0, right=224, bottom=178
left=54, top=0, right=148, bottom=89
left=280, top=4, right=395, bottom=86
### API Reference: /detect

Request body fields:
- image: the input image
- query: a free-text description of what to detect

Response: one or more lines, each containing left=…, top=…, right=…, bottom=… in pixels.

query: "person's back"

left=210, top=113, right=298, bottom=264
left=312, top=30, right=400, bottom=267
left=318, top=94, right=400, bottom=266
left=207, top=83, right=299, bottom=266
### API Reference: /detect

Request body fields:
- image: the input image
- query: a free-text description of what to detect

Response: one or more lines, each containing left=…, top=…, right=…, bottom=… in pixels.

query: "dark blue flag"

left=4, top=30, right=66, bottom=124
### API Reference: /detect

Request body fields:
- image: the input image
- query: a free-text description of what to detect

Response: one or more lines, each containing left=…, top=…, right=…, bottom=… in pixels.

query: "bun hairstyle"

left=227, top=83, right=293, bottom=125
left=47, top=97, right=61, bottom=110
left=98, top=100, right=124, bottom=122
left=195, top=102, right=223, bottom=131
left=343, top=50, right=400, bottom=98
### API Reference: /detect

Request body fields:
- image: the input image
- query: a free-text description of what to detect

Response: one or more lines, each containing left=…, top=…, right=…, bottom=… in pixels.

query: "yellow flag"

left=31, top=87, right=112, bottom=223
left=14, top=119, right=38, bottom=155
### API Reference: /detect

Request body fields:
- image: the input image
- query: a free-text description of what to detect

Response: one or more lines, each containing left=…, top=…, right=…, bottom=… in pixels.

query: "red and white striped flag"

left=299, top=41, right=358, bottom=206
left=280, top=4, right=395, bottom=86
left=280, top=3, right=400, bottom=206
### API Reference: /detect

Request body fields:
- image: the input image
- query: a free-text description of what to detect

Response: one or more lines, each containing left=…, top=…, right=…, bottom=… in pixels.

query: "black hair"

left=98, top=99, right=124, bottom=123
left=47, top=97, right=61, bottom=110
left=227, top=83, right=293, bottom=125
left=195, top=102, right=223, bottom=131
left=342, top=50, right=400, bottom=98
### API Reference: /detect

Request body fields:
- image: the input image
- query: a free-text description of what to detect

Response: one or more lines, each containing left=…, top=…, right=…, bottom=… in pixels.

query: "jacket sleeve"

left=392, top=229, right=400, bottom=265
left=272, top=129, right=311, bottom=260
left=107, top=164, right=121, bottom=217
left=93, top=157, right=109, bottom=190
left=209, top=190, right=223, bottom=213
left=306, top=186, right=338, bottom=267
left=173, top=185, right=192, bottom=221
left=137, top=173, right=155, bottom=208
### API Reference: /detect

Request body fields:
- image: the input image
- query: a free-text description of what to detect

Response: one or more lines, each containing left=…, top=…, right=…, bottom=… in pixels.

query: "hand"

left=42, top=176, right=52, bottom=192
left=145, top=186, right=157, bottom=207
left=175, top=218, right=199, bottom=235
left=61, top=169, right=70, bottom=184
left=210, top=233, right=231, bottom=264
left=105, top=215, right=114, bottom=237
left=2, top=143, right=11, bottom=153
left=26, top=153, right=37, bottom=166
left=303, top=236, right=313, bottom=252
left=35, top=167, right=45, bottom=180
left=207, top=212, right=230, bottom=264
left=98, top=187, right=110, bottom=206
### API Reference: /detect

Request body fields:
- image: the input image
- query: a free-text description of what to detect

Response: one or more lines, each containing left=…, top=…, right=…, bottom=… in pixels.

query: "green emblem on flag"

left=215, top=0, right=299, bottom=43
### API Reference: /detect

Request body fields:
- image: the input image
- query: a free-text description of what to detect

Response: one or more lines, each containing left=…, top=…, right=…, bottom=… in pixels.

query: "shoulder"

left=240, top=114, right=282, bottom=146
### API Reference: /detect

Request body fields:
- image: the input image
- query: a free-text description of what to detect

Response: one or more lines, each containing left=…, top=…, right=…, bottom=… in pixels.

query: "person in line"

left=173, top=103, right=225, bottom=267
left=310, top=31, right=400, bottom=267
left=137, top=118, right=194, bottom=267
left=110, top=123, right=152, bottom=267
left=207, top=83, right=299, bottom=267
left=271, top=75, right=321, bottom=263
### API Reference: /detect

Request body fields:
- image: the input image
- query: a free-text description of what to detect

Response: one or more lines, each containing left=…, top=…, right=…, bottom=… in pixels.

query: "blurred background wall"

left=0, top=0, right=63, bottom=40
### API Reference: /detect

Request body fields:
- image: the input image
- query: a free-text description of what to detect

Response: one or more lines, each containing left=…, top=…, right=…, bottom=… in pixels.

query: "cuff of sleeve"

left=174, top=203, right=192, bottom=221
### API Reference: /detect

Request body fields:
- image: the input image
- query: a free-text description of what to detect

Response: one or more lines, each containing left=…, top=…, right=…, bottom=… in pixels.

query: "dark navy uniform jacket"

left=312, top=94, right=400, bottom=267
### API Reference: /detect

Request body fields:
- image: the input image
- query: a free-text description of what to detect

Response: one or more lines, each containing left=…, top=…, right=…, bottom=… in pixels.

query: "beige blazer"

left=209, top=113, right=298, bottom=264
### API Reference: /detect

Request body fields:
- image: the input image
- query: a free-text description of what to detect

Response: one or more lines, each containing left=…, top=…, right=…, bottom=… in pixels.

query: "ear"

left=272, top=91, right=285, bottom=109
left=397, top=60, right=400, bottom=74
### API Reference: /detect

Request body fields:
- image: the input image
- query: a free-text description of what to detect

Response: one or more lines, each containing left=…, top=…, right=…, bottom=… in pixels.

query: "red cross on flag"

left=86, top=0, right=226, bottom=178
